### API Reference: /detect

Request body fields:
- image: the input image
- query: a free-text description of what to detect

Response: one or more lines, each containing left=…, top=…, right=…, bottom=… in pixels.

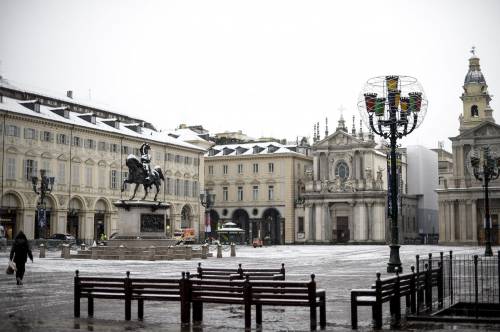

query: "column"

left=313, top=155, right=319, bottom=181
left=315, top=204, right=324, bottom=242
left=472, top=200, right=477, bottom=242
left=367, top=202, right=373, bottom=241
left=358, top=202, right=367, bottom=241
left=459, top=200, right=467, bottom=242
left=22, top=209, right=36, bottom=240
left=56, top=210, right=68, bottom=234
left=349, top=202, right=356, bottom=241
left=438, top=202, right=445, bottom=242
left=82, top=211, right=95, bottom=245
left=324, top=203, right=332, bottom=241
left=304, top=204, right=311, bottom=241
left=450, top=201, right=455, bottom=242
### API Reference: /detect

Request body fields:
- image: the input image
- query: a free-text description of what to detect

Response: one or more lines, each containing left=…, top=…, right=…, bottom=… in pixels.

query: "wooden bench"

left=74, top=270, right=188, bottom=323
left=186, top=273, right=325, bottom=330
left=351, top=264, right=442, bottom=329
left=251, top=274, right=326, bottom=330
left=195, top=262, right=285, bottom=281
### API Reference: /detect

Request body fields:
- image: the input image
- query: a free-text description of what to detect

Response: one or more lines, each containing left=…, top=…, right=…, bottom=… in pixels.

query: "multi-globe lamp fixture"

left=358, top=75, right=428, bottom=273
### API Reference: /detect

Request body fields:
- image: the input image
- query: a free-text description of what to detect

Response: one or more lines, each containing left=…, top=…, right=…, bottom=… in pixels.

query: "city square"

left=1, top=0, right=500, bottom=331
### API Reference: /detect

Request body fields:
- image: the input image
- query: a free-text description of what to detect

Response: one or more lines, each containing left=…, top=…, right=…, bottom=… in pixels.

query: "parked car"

left=49, top=233, right=76, bottom=243
left=0, top=225, right=7, bottom=250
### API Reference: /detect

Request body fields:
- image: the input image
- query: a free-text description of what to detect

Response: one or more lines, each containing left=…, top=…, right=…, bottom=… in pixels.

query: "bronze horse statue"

left=121, top=154, right=165, bottom=201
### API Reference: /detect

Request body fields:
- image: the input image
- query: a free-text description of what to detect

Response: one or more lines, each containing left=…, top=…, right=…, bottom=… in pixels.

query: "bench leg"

left=125, top=298, right=131, bottom=321
left=88, top=297, right=94, bottom=317
left=373, top=303, right=382, bottom=329
left=138, top=299, right=144, bottom=320
left=74, top=293, right=80, bottom=318
left=245, top=301, right=251, bottom=331
left=310, top=303, right=317, bottom=330
left=256, top=304, right=262, bottom=327
left=180, top=299, right=190, bottom=326
left=351, top=295, right=358, bottom=329
left=319, top=299, right=326, bottom=329
left=192, top=301, right=203, bottom=323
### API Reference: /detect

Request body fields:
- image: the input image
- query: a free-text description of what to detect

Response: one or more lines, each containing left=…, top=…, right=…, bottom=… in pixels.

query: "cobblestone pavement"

left=1, top=244, right=499, bottom=332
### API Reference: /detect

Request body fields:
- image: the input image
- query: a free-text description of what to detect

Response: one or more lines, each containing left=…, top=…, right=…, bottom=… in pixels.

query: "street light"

left=470, top=146, right=500, bottom=256
left=358, top=75, right=428, bottom=273
left=200, top=189, right=215, bottom=242
left=31, top=169, right=55, bottom=238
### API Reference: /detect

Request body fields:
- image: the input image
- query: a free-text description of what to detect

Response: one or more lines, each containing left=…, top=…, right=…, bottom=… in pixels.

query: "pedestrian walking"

left=10, top=231, right=33, bottom=285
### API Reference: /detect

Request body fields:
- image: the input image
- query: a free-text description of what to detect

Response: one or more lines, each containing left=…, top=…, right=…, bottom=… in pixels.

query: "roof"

left=0, top=97, right=205, bottom=152
left=206, top=141, right=306, bottom=157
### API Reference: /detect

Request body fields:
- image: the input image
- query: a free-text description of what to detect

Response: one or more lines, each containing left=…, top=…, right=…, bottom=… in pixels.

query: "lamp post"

left=358, top=76, right=427, bottom=273
left=200, top=189, right=215, bottom=242
left=470, top=146, right=500, bottom=256
left=31, top=169, right=55, bottom=238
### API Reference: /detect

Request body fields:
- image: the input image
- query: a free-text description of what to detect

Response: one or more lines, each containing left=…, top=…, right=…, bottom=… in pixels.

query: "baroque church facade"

left=295, top=116, right=418, bottom=244
left=437, top=53, right=500, bottom=245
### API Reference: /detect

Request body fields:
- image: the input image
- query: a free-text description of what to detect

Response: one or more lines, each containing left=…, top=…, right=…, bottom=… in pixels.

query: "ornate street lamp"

left=31, top=169, right=55, bottom=238
left=200, top=189, right=215, bottom=241
left=358, top=76, right=428, bottom=273
left=470, top=146, right=500, bottom=256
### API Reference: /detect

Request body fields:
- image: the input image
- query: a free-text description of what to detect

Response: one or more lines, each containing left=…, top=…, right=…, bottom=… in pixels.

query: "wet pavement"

left=1, top=244, right=499, bottom=332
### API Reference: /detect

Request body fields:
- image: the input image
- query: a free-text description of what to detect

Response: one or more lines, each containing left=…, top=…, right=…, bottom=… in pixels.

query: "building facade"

left=298, top=116, right=418, bottom=244
left=437, top=54, right=500, bottom=245
left=0, top=78, right=206, bottom=243
left=204, top=141, right=312, bottom=244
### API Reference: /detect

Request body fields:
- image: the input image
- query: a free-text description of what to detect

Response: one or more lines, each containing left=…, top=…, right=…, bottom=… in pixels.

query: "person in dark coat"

left=9, top=231, right=33, bottom=285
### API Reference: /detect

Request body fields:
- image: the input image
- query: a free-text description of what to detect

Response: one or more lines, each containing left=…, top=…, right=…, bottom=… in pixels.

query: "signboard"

left=140, top=214, right=165, bottom=233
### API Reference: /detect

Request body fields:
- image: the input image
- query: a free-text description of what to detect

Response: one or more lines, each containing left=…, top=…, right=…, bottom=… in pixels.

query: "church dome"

left=464, top=55, right=486, bottom=84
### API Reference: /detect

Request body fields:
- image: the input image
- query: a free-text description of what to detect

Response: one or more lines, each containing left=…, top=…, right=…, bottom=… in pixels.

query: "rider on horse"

left=140, top=143, right=152, bottom=182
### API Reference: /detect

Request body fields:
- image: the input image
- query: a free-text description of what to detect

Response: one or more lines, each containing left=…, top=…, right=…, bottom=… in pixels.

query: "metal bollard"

left=201, top=244, right=208, bottom=259
left=80, top=243, right=86, bottom=251
left=166, top=246, right=173, bottom=260
left=39, top=244, right=46, bottom=258
left=217, top=244, right=222, bottom=258
left=91, top=246, right=97, bottom=259
left=62, top=244, right=70, bottom=259
left=185, top=246, right=192, bottom=260
left=148, top=245, right=156, bottom=261
left=119, top=245, right=126, bottom=260
left=230, top=243, right=236, bottom=257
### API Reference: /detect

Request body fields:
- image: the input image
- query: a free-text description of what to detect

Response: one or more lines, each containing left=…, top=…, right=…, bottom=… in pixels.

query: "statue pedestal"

left=108, top=200, right=177, bottom=247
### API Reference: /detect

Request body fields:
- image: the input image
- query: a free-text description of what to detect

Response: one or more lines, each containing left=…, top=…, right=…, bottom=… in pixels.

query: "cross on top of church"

left=470, top=46, right=476, bottom=56
left=338, top=104, right=346, bottom=115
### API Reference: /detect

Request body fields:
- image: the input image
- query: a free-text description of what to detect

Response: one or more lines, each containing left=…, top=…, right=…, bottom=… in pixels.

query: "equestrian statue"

left=122, top=142, right=165, bottom=201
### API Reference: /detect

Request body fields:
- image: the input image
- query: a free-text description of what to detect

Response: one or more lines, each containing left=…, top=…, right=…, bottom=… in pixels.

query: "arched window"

left=181, top=205, right=192, bottom=228
left=335, top=161, right=350, bottom=180
left=471, top=105, right=479, bottom=117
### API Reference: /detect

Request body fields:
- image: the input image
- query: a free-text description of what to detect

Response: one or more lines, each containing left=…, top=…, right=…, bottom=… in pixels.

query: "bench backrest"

left=249, top=274, right=317, bottom=303
left=196, top=262, right=285, bottom=280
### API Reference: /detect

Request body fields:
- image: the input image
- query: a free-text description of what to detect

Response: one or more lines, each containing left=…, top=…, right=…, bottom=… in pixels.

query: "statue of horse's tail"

left=154, top=166, right=165, bottom=181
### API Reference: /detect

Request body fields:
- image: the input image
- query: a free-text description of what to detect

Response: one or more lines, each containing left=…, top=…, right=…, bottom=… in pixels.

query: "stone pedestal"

left=107, top=200, right=176, bottom=247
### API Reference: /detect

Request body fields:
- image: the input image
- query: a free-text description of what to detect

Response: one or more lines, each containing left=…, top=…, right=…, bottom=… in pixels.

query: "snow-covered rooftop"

left=206, top=141, right=305, bottom=157
left=0, top=97, right=205, bottom=152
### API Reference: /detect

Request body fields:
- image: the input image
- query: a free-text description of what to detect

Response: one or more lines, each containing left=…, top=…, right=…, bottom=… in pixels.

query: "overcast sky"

left=1, top=0, right=499, bottom=150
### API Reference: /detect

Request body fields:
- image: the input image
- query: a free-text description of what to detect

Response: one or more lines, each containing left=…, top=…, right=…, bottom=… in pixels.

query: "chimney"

left=67, top=90, right=73, bottom=99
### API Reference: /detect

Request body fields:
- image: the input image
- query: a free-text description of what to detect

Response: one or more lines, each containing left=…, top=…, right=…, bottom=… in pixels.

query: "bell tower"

left=459, top=47, right=495, bottom=132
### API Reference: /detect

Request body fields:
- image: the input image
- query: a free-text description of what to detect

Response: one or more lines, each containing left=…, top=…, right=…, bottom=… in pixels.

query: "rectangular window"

left=6, top=158, right=16, bottom=179
left=24, top=128, right=37, bottom=140
left=58, top=162, right=66, bottom=184
left=110, top=170, right=118, bottom=189
left=185, top=156, right=191, bottom=165
left=155, top=151, right=162, bottom=162
left=184, top=180, right=190, bottom=197
left=24, top=159, right=37, bottom=181
left=268, top=185, right=274, bottom=200
left=237, top=186, right=243, bottom=201
left=41, top=160, right=51, bottom=175
left=253, top=163, right=259, bottom=173
left=71, top=164, right=80, bottom=185
left=252, top=186, right=259, bottom=201
left=98, top=141, right=107, bottom=151
left=208, top=165, right=214, bottom=175
left=122, top=146, right=129, bottom=154
left=298, top=217, right=304, bottom=233
left=84, top=139, right=95, bottom=149
left=85, top=167, right=93, bottom=187
left=167, top=153, right=173, bottom=162
left=41, top=131, right=53, bottom=142
left=57, top=133, right=68, bottom=144
left=122, top=171, right=128, bottom=190
left=268, top=163, right=274, bottom=173
left=110, top=143, right=118, bottom=153
left=73, top=136, right=81, bottom=147
left=223, top=165, right=228, bottom=175
left=98, top=168, right=106, bottom=188
left=238, top=164, right=243, bottom=174
left=192, top=181, right=198, bottom=198
left=223, top=187, right=228, bottom=201
left=166, top=177, right=172, bottom=195
left=175, top=155, right=180, bottom=163
left=6, top=125, right=20, bottom=137
left=175, top=179, right=180, bottom=196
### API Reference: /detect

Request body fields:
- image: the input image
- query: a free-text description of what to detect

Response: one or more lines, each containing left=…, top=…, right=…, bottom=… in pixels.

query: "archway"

left=67, top=197, right=83, bottom=240
left=181, top=205, right=193, bottom=229
left=94, top=199, right=109, bottom=240
left=261, top=208, right=282, bottom=245
left=0, top=193, right=23, bottom=240
left=232, top=209, right=250, bottom=243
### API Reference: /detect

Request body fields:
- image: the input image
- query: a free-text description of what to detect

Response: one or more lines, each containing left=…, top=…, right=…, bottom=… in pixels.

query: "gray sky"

left=1, top=0, right=499, bottom=150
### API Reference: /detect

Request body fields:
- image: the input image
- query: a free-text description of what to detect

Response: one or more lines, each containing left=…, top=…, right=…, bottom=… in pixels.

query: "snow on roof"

left=0, top=97, right=205, bottom=152
left=169, top=127, right=208, bottom=142
left=206, top=141, right=304, bottom=157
